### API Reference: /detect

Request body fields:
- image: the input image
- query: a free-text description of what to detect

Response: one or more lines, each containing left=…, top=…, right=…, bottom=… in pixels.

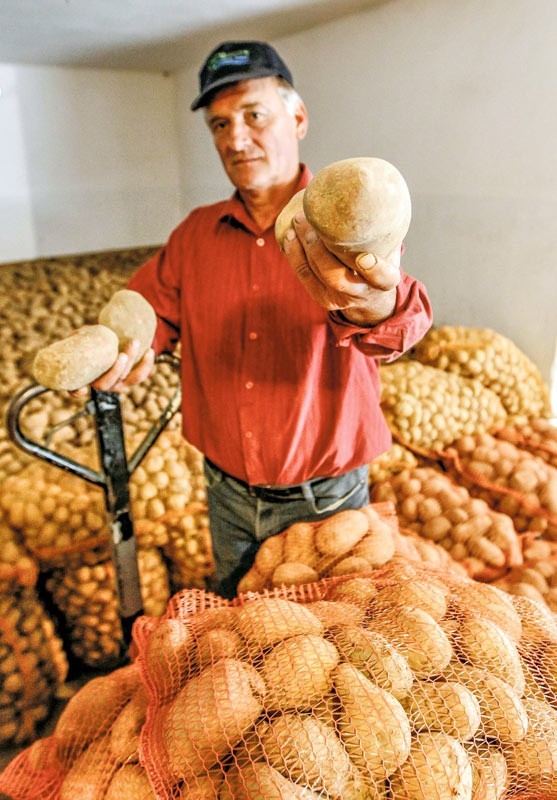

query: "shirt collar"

left=218, top=163, right=313, bottom=234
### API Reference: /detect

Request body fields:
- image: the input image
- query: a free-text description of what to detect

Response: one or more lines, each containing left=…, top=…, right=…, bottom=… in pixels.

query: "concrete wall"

left=0, top=64, right=182, bottom=261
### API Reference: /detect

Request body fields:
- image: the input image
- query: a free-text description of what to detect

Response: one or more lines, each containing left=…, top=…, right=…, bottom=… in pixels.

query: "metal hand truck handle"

left=6, top=353, right=181, bottom=654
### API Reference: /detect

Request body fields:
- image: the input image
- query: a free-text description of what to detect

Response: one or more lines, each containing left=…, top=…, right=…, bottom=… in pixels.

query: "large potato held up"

left=97, top=289, right=157, bottom=363
left=32, top=325, right=119, bottom=391
left=32, top=289, right=157, bottom=390
left=275, top=157, right=411, bottom=265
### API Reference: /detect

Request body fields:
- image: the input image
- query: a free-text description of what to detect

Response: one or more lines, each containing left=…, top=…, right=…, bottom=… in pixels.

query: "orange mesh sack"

left=140, top=567, right=557, bottom=799
left=237, top=503, right=399, bottom=593
left=3, top=563, right=557, bottom=798
left=443, top=432, right=557, bottom=540
left=493, top=535, right=557, bottom=611
left=371, top=465, right=523, bottom=581
left=494, top=418, right=557, bottom=470
left=0, top=462, right=111, bottom=568
left=0, top=660, right=149, bottom=800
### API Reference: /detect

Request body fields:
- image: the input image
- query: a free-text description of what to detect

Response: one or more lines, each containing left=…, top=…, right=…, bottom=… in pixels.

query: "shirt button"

left=245, top=431, right=253, bottom=439
left=252, top=283, right=260, bottom=291
left=249, top=331, right=258, bottom=340
left=256, top=237, right=265, bottom=247
left=245, top=381, right=254, bottom=389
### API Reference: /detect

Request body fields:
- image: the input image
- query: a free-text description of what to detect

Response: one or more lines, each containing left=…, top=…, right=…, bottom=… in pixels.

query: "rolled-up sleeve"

left=328, top=271, right=433, bottom=362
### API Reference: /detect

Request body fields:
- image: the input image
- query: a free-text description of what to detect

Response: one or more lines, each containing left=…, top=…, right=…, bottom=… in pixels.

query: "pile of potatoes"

left=161, top=502, right=214, bottom=592
left=371, top=466, right=523, bottom=581
left=492, top=536, right=557, bottom=611
left=412, top=325, right=551, bottom=420
left=0, top=462, right=112, bottom=567
left=5, top=564, right=557, bottom=799
left=237, top=503, right=469, bottom=595
left=45, top=547, right=170, bottom=669
left=443, top=432, right=557, bottom=539
left=494, top=417, right=557, bottom=469
left=127, top=429, right=198, bottom=524
left=237, top=504, right=398, bottom=593
left=368, top=442, right=419, bottom=484
left=379, top=360, right=507, bottom=454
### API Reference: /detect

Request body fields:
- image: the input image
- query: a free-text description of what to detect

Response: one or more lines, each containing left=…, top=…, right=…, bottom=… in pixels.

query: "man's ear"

left=294, top=101, right=309, bottom=141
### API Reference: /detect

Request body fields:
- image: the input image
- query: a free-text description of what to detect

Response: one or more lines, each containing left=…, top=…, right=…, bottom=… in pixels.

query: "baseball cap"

left=191, top=40, right=294, bottom=111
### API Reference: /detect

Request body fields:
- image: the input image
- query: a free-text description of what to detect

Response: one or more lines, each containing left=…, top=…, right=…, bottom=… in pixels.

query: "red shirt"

left=128, top=165, right=432, bottom=486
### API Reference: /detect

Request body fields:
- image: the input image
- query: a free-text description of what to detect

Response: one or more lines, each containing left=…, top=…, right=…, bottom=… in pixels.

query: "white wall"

left=175, top=0, right=557, bottom=384
left=0, top=64, right=182, bottom=261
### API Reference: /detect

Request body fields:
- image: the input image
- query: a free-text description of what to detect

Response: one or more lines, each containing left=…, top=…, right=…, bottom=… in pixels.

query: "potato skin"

left=303, top=156, right=411, bottom=262
left=32, top=324, right=119, bottom=390
left=274, top=188, right=305, bottom=248
left=98, top=289, right=157, bottom=362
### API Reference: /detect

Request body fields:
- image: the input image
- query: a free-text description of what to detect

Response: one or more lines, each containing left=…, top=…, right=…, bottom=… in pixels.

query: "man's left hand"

left=282, top=212, right=401, bottom=326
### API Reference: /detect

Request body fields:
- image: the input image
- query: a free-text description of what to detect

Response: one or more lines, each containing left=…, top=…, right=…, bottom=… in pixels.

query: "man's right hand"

left=69, top=339, right=156, bottom=398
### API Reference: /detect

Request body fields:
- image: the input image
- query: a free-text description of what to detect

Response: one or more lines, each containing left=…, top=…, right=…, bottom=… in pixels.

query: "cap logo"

left=206, top=49, right=251, bottom=76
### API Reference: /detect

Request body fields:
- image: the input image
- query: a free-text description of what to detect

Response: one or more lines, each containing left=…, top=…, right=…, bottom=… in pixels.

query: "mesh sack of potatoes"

left=390, top=526, right=469, bottom=578
left=0, top=448, right=186, bottom=567
left=492, top=534, right=557, bottom=612
left=379, top=360, right=507, bottom=456
left=158, top=503, right=215, bottom=593
left=368, top=442, right=419, bottom=484
left=412, top=325, right=551, bottom=420
left=443, top=432, right=557, bottom=540
left=371, top=465, right=523, bottom=581
left=44, top=547, right=170, bottom=669
left=6, top=562, right=557, bottom=799
left=236, top=503, right=400, bottom=594
left=493, top=417, right=557, bottom=470
left=121, top=358, right=182, bottom=437
left=0, top=461, right=113, bottom=568
left=0, top=543, right=69, bottom=749
left=127, top=429, right=200, bottom=527
left=0, top=660, right=152, bottom=800
left=0, top=420, right=34, bottom=483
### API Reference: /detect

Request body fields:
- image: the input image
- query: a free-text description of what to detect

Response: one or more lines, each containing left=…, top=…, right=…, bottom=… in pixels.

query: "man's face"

left=205, top=77, right=307, bottom=192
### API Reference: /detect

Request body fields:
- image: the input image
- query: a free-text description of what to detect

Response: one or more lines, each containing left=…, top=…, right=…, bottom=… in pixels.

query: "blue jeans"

left=203, top=459, right=370, bottom=598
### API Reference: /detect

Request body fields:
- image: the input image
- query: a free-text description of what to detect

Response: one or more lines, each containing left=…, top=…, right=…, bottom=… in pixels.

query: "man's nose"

left=227, top=119, right=252, bottom=149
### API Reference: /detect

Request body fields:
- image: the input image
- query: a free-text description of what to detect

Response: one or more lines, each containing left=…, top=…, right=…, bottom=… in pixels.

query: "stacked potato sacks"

left=370, top=466, right=523, bottom=581
left=0, top=520, right=68, bottom=747
left=237, top=503, right=466, bottom=594
left=379, top=361, right=507, bottom=455
left=442, top=432, right=557, bottom=540
left=161, top=503, right=215, bottom=592
left=493, top=417, right=557, bottom=469
left=3, top=563, right=557, bottom=799
left=412, top=325, right=551, bottom=420
left=0, top=459, right=171, bottom=668
left=368, top=443, right=418, bottom=484
left=493, top=536, right=557, bottom=611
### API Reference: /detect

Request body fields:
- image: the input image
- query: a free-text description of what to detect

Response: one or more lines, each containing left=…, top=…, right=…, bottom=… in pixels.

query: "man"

left=92, top=40, right=432, bottom=597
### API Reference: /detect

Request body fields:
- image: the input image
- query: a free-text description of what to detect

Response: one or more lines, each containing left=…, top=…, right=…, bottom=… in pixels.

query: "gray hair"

left=276, top=77, right=304, bottom=117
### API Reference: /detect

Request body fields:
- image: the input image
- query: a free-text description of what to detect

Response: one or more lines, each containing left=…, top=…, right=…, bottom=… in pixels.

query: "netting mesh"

left=2, top=561, right=557, bottom=800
